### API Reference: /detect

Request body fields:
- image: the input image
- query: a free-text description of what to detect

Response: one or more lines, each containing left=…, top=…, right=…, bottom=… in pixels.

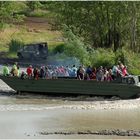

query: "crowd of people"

left=2, top=61, right=129, bottom=82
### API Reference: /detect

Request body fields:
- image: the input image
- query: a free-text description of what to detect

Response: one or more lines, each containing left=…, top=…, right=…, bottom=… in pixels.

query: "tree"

left=46, top=1, right=140, bottom=52
left=0, top=2, right=25, bottom=26
left=26, top=1, right=42, bottom=11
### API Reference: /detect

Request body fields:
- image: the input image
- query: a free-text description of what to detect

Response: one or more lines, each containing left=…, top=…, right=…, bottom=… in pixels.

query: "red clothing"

left=89, top=72, right=96, bottom=80
left=35, top=70, right=39, bottom=80
left=26, top=67, right=33, bottom=77
left=122, top=67, right=127, bottom=77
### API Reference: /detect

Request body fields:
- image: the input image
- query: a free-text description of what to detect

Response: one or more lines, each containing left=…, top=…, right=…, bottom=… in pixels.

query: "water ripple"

left=0, top=105, right=64, bottom=111
left=0, top=101, right=139, bottom=111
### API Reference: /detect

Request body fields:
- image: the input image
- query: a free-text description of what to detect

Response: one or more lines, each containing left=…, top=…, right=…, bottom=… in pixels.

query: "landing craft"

left=0, top=75, right=140, bottom=99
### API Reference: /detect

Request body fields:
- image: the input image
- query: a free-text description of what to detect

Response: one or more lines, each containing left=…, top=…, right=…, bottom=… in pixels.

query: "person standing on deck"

left=104, top=68, right=109, bottom=81
left=96, top=66, right=104, bottom=81
left=2, top=64, right=10, bottom=76
left=13, top=65, right=20, bottom=77
left=11, top=62, right=18, bottom=76
left=90, top=67, right=96, bottom=80
left=86, top=65, right=92, bottom=79
left=71, top=65, right=77, bottom=77
left=33, top=67, right=39, bottom=80
left=122, top=66, right=129, bottom=77
left=26, top=65, right=33, bottom=78
left=112, top=65, right=122, bottom=80
left=66, top=66, right=72, bottom=77
left=13, top=62, right=18, bottom=70
left=77, top=66, right=85, bottom=80
left=40, top=66, right=46, bottom=78
left=107, top=69, right=113, bottom=82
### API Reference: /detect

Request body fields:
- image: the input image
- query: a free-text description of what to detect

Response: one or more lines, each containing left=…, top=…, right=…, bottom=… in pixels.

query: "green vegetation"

left=26, top=9, right=51, bottom=18
left=9, top=39, right=24, bottom=53
left=62, top=25, right=89, bottom=65
left=46, top=2, right=140, bottom=52
left=52, top=44, right=65, bottom=54
left=0, top=1, right=140, bottom=74
left=0, top=21, right=63, bottom=58
left=53, top=27, right=140, bottom=75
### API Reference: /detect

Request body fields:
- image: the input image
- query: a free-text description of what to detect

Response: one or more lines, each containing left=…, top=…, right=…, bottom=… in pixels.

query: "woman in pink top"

left=122, top=66, right=128, bottom=77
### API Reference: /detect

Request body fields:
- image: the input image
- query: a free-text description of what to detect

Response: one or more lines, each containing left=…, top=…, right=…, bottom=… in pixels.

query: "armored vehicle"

left=17, top=42, right=48, bottom=60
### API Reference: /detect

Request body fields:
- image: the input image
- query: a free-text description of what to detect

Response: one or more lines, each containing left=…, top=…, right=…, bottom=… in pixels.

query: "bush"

left=9, top=39, right=24, bottom=53
left=61, top=25, right=140, bottom=74
left=129, top=68, right=140, bottom=75
left=0, top=23, right=10, bottom=31
left=90, top=48, right=115, bottom=68
left=62, top=24, right=90, bottom=65
left=27, top=10, right=50, bottom=17
left=120, top=49, right=140, bottom=75
left=108, top=48, right=140, bottom=75
left=114, top=49, right=125, bottom=64
left=53, top=43, right=65, bottom=54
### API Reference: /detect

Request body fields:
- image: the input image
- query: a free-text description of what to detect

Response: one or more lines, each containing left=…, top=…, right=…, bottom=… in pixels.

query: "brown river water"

left=0, top=93, right=140, bottom=139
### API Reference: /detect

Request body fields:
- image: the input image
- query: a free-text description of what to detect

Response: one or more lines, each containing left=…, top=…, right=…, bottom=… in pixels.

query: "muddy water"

left=0, top=94, right=140, bottom=139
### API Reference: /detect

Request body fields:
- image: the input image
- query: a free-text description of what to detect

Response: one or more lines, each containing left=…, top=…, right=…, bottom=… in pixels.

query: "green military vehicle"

left=17, top=42, right=48, bottom=60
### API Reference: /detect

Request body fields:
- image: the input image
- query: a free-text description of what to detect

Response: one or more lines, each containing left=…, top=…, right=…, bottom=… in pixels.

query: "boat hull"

left=0, top=76, right=140, bottom=98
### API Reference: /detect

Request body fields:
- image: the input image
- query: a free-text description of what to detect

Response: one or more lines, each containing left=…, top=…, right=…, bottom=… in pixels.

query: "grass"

left=7, top=52, right=17, bottom=58
left=12, top=30, right=63, bottom=45
left=0, top=19, right=63, bottom=58
left=27, top=9, right=52, bottom=18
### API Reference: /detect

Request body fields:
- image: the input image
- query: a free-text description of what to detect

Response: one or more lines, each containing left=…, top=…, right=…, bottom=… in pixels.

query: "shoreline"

left=40, top=129, right=140, bottom=137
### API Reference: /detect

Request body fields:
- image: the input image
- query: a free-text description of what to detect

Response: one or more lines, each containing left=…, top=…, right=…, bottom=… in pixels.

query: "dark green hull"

left=0, top=76, right=140, bottom=98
